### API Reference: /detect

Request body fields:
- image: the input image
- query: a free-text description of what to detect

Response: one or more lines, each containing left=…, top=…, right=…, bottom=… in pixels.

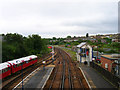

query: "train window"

left=5, top=68, right=7, bottom=72
left=33, top=58, right=35, bottom=60
left=19, top=64, right=21, bottom=66
left=8, top=67, right=10, bottom=70
left=2, top=70, right=4, bottom=73
left=21, top=63, right=23, bottom=65
left=18, top=64, right=20, bottom=67
left=13, top=65, right=15, bottom=68
left=0, top=70, right=2, bottom=74
left=2, top=69, right=7, bottom=73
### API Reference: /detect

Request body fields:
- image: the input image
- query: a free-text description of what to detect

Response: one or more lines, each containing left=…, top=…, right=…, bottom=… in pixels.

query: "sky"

left=0, top=0, right=119, bottom=38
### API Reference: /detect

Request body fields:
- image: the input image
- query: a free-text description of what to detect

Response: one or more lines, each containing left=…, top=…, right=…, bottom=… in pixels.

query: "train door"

left=7, top=62, right=13, bottom=75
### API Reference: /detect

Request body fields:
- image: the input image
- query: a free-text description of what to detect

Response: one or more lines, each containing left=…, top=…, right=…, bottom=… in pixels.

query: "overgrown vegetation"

left=50, top=36, right=120, bottom=54
left=62, top=48, right=77, bottom=61
left=2, top=33, right=50, bottom=62
left=87, top=40, right=120, bottom=54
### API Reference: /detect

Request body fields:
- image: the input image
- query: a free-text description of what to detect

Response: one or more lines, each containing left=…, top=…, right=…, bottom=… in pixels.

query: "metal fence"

left=90, top=62, right=120, bottom=88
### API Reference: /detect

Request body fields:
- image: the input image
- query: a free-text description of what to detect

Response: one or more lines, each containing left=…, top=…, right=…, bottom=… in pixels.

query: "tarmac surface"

left=17, top=66, right=54, bottom=90
left=80, top=64, right=117, bottom=89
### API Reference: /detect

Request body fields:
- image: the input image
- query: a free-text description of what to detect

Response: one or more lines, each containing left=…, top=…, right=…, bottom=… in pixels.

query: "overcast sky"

left=0, top=0, right=118, bottom=38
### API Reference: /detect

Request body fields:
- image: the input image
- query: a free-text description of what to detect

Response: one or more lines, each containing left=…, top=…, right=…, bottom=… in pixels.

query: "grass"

left=62, top=48, right=77, bottom=61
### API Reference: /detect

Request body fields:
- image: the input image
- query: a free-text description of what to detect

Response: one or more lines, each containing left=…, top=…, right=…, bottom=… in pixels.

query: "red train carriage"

left=7, top=59, right=23, bottom=74
left=8, top=55, right=38, bottom=74
left=29, top=55, right=38, bottom=65
left=0, top=55, right=38, bottom=79
left=22, top=55, right=38, bottom=69
left=0, top=62, right=11, bottom=79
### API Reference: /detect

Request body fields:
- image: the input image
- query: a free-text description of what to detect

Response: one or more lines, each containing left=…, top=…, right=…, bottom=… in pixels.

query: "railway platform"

left=79, top=63, right=116, bottom=89
left=14, top=65, right=55, bottom=89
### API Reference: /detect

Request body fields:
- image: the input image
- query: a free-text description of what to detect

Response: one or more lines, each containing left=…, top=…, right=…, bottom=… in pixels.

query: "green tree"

left=53, top=37, right=56, bottom=40
left=2, top=33, right=50, bottom=62
left=67, top=36, right=71, bottom=39
left=86, top=33, right=89, bottom=37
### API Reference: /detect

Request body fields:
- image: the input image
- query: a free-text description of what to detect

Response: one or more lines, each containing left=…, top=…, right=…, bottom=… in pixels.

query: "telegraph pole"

left=52, top=46, right=54, bottom=64
left=52, top=40, right=54, bottom=64
left=22, top=62, right=24, bottom=90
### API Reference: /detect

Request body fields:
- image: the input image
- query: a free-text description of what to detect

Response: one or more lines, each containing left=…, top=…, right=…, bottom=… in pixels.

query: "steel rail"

left=48, top=50, right=60, bottom=90
left=59, top=50, right=66, bottom=90
left=67, top=59, right=73, bottom=90
left=72, top=62, right=85, bottom=90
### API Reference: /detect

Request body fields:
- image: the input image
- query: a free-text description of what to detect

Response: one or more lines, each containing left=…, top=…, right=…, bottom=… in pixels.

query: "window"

left=13, top=65, right=16, bottom=68
left=8, top=67, right=10, bottom=70
left=2, top=70, right=4, bottom=73
left=26, top=61, right=28, bottom=63
left=2, top=68, right=7, bottom=73
left=5, top=68, right=7, bottom=72
left=0, top=70, right=2, bottom=74
left=16, top=64, right=20, bottom=67
left=81, top=48, right=86, bottom=53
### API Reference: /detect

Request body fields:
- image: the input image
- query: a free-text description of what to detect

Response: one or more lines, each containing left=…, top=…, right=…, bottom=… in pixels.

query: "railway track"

left=44, top=48, right=90, bottom=89
left=1, top=52, right=58, bottom=90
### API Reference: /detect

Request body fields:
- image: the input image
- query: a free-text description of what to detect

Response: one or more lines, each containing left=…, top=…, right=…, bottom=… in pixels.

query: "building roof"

left=77, top=42, right=87, bottom=48
left=101, top=54, right=120, bottom=60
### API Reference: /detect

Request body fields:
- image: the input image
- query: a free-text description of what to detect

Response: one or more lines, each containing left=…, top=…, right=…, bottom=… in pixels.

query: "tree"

left=73, top=36, right=76, bottom=38
left=67, top=36, right=71, bottom=39
left=78, top=39, right=83, bottom=43
left=86, top=33, right=89, bottom=37
left=2, top=33, right=50, bottom=62
left=53, top=37, right=56, bottom=40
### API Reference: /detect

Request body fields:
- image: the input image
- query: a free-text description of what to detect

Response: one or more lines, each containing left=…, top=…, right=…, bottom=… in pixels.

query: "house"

left=101, top=54, right=120, bottom=76
left=101, top=39, right=107, bottom=43
left=90, top=38, right=97, bottom=43
left=76, top=42, right=93, bottom=66
left=112, top=39, right=119, bottom=42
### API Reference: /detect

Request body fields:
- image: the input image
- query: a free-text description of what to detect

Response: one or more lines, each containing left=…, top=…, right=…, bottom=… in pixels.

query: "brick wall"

left=101, top=57, right=114, bottom=72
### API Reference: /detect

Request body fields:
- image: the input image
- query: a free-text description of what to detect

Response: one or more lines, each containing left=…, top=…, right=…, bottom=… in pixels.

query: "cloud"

left=0, top=0, right=118, bottom=38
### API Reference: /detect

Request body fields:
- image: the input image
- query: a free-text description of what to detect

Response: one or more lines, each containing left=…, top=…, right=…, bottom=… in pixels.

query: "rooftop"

left=77, top=42, right=87, bottom=48
left=101, top=54, right=120, bottom=60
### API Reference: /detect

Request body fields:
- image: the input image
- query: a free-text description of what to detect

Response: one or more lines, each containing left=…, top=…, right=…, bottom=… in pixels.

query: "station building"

left=76, top=42, right=93, bottom=66
left=101, top=54, right=120, bottom=77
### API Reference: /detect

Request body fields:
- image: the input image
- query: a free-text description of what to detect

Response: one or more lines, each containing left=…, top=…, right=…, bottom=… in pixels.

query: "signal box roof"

left=77, top=42, right=87, bottom=48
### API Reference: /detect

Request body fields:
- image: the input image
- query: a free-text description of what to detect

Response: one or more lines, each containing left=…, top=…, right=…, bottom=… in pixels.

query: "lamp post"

left=52, top=46, right=54, bottom=64
left=51, top=40, right=54, bottom=64
left=118, top=58, right=120, bottom=76
left=21, top=62, right=24, bottom=90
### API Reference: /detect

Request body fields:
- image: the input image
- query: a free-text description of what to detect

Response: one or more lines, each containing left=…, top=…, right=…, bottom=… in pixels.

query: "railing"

left=90, top=62, right=120, bottom=88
